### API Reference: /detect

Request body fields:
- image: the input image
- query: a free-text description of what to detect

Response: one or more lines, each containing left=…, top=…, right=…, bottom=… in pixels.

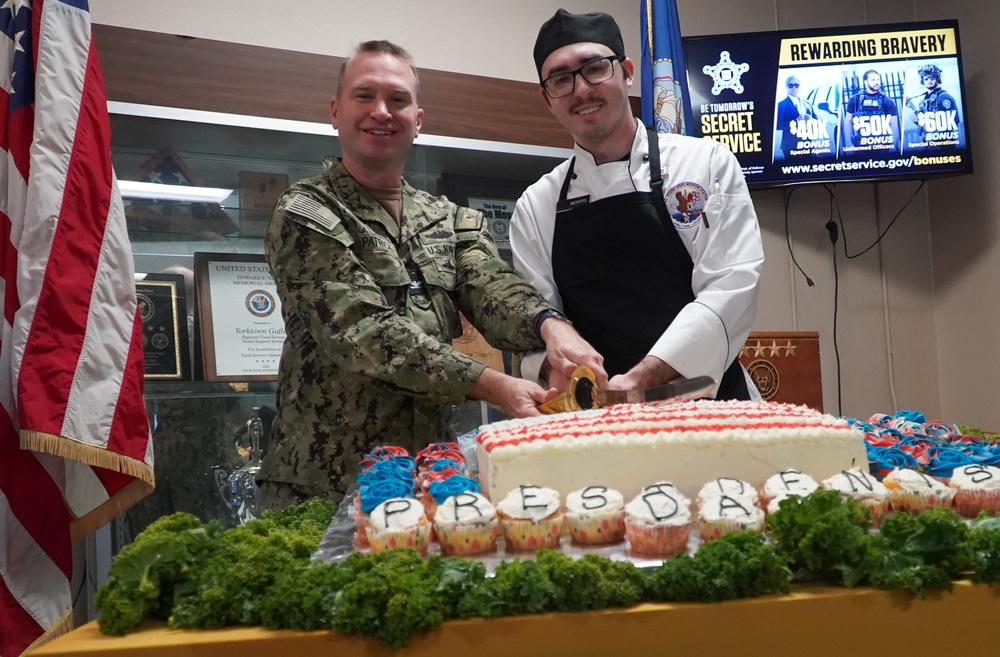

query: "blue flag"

left=641, top=0, right=694, bottom=135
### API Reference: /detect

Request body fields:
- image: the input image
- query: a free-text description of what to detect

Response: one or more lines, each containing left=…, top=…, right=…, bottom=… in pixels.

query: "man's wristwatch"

left=534, top=309, right=571, bottom=341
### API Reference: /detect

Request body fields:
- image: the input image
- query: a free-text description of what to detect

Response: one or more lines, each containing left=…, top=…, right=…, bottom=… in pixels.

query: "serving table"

left=32, top=580, right=998, bottom=657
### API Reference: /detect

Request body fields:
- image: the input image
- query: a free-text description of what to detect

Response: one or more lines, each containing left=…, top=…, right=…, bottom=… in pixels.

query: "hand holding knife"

left=538, top=366, right=715, bottom=414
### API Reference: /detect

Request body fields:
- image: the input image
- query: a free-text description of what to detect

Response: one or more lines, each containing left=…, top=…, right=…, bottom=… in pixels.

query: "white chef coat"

left=510, top=119, right=764, bottom=398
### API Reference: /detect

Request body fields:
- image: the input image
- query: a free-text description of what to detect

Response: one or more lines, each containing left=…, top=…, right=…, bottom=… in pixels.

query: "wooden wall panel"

left=92, top=25, right=610, bottom=149
left=93, top=25, right=643, bottom=149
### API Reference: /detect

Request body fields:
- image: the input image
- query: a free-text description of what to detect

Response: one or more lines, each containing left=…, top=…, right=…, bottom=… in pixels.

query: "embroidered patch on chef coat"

left=664, top=182, right=707, bottom=229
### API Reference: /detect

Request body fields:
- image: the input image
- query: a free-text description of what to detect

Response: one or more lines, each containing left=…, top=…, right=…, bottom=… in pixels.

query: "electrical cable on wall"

left=827, top=180, right=926, bottom=259
left=821, top=181, right=925, bottom=416
left=825, top=192, right=842, bottom=416
left=783, top=187, right=814, bottom=287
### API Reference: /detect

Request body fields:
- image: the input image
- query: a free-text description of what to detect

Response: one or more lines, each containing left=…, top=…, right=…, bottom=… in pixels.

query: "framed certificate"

left=136, top=273, right=191, bottom=380
left=194, top=252, right=284, bottom=381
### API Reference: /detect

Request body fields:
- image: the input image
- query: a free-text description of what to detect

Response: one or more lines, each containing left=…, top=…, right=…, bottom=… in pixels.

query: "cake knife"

left=539, top=366, right=716, bottom=413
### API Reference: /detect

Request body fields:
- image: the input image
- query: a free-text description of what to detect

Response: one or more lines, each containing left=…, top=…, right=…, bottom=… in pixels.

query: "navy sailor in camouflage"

left=258, top=40, right=604, bottom=509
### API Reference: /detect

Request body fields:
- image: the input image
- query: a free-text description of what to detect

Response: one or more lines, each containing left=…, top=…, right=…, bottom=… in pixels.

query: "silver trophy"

left=213, top=406, right=263, bottom=525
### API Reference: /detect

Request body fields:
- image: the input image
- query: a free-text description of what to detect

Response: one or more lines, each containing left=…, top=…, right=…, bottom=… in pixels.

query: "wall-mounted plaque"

left=738, top=331, right=823, bottom=411
left=194, top=253, right=284, bottom=381
left=136, top=273, right=191, bottom=380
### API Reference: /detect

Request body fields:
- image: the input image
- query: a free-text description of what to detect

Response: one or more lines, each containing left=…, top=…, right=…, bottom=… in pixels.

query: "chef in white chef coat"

left=512, top=9, right=764, bottom=400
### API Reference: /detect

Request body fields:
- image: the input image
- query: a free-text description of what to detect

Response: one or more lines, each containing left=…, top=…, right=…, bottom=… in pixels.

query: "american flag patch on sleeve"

left=286, top=195, right=341, bottom=231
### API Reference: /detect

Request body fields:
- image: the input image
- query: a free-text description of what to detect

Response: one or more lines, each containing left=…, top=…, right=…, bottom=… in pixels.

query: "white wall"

left=92, top=1, right=1000, bottom=430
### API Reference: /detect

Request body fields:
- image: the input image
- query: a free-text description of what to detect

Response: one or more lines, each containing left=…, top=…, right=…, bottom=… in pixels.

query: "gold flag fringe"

left=20, top=430, right=154, bottom=484
left=69, top=478, right=153, bottom=542
left=21, top=607, right=72, bottom=655
left=20, top=430, right=156, bottom=541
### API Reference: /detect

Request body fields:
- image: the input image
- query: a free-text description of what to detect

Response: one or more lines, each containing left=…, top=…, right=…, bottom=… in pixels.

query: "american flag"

left=0, top=1, right=153, bottom=655
left=640, top=0, right=694, bottom=135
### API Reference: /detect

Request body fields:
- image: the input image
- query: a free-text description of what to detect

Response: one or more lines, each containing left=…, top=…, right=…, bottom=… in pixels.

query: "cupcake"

left=759, top=470, right=819, bottom=508
left=564, top=486, right=626, bottom=545
left=423, top=474, right=481, bottom=521
left=948, top=464, right=1000, bottom=517
left=624, top=482, right=692, bottom=556
left=697, top=478, right=758, bottom=510
left=765, top=493, right=795, bottom=516
left=822, top=467, right=890, bottom=525
left=496, top=485, right=563, bottom=551
left=433, top=492, right=499, bottom=555
left=365, top=497, right=432, bottom=554
left=354, top=461, right=415, bottom=545
left=415, top=442, right=466, bottom=473
left=883, top=467, right=955, bottom=513
left=699, top=494, right=766, bottom=541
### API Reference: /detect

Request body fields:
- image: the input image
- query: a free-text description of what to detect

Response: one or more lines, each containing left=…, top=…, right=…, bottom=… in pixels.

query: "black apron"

left=550, top=126, right=749, bottom=400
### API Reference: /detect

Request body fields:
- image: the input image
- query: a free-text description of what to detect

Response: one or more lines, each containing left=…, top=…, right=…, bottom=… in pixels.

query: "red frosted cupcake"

left=624, top=482, right=691, bottom=556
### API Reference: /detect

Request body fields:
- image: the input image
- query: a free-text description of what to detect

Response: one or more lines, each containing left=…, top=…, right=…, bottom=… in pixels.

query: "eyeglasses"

left=787, top=82, right=800, bottom=88
left=541, top=55, right=622, bottom=99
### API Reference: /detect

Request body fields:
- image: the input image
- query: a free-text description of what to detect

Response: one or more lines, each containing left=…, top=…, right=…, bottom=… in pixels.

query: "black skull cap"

left=533, top=8, right=625, bottom=81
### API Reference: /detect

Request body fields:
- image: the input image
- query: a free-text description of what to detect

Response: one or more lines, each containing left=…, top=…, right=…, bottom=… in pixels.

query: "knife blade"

left=539, top=366, right=716, bottom=414
left=590, top=375, right=717, bottom=408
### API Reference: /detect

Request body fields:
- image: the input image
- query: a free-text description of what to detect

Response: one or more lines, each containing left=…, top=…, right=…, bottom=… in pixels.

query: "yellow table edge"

left=31, top=581, right=1000, bottom=657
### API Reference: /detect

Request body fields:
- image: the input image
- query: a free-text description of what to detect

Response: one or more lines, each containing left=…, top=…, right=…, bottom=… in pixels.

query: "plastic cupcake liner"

left=888, top=489, right=955, bottom=514
left=435, top=518, right=499, bottom=556
left=501, top=513, right=564, bottom=551
left=625, top=518, right=690, bottom=556
left=858, top=497, right=890, bottom=527
left=566, top=509, right=626, bottom=545
left=419, top=495, right=440, bottom=542
left=952, top=488, right=1000, bottom=518
left=699, top=513, right=765, bottom=542
left=353, top=497, right=370, bottom=546
left=365, top=521, right=432, bottom=554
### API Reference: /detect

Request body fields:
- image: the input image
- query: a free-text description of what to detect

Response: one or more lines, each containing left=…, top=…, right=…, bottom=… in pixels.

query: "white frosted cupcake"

left=496, top=485, right=563, bottom=551
left=760, top=470, right=819, bottom=508
left=433, top=492, right=499, bottom=555
left=364, top=497, right=432, bottom=554
left=697, top=478, right=759, bottom=510
left=624, top=482, right=692, bottom=556
left=766, top=493, right=796, bottom=516
left=822, top=467, right=890, bottom=525
left=883, top=468, right=955, bottom=514
left=699, top=494, right=766, bottom=541
left=565, top=486, right=626, bottom=545
left=948, top=464, right=1000, bottom=518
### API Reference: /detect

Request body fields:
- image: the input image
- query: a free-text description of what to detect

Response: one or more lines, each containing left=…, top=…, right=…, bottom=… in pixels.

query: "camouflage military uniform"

left=258, top=158, right=552, bottom=505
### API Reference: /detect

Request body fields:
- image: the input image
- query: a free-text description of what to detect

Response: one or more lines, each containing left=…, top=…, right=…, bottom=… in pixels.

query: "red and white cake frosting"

left=476, top=399, right=868, bottom=502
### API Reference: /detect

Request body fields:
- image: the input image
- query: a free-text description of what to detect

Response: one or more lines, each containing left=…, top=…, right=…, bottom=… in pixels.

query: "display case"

left=110, top=102, right=571, bottom=550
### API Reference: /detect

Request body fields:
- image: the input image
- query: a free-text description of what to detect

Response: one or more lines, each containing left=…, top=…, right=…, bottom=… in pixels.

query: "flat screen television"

left=681, top=20, right=972, bottom=188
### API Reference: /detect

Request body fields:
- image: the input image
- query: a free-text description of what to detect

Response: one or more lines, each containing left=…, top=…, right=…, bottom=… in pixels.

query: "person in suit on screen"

left=775, top=76, right=817, bottom=159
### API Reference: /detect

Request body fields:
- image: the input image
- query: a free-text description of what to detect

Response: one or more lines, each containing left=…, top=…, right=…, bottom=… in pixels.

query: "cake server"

left=539, top=366, right=716, bottom=413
